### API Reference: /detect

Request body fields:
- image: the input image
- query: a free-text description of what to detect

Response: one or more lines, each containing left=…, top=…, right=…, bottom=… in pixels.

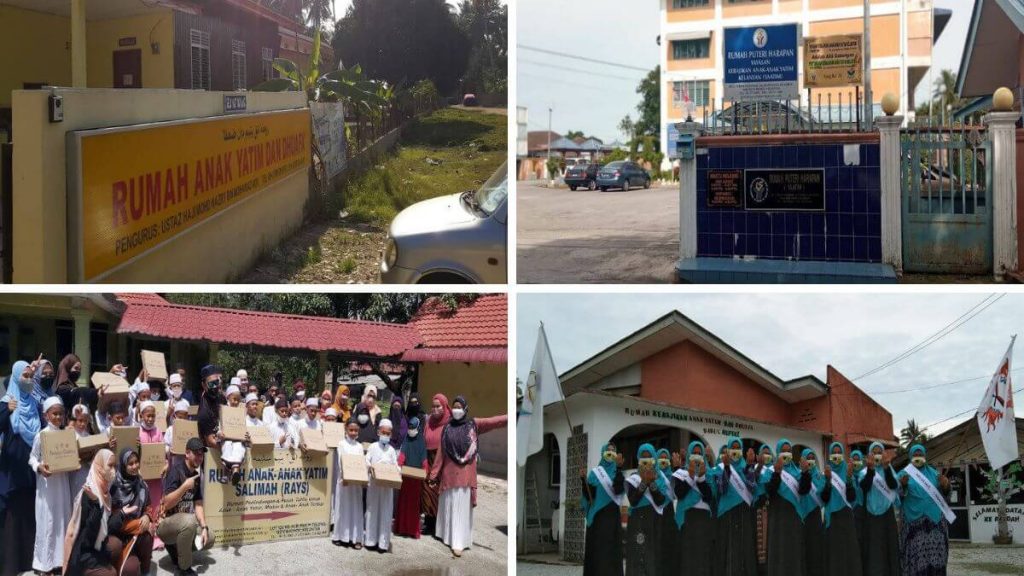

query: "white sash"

left=672, top=469, right=710, bottom=511
left=592, top=466, right=625, bottom=507
left=779, top=469, right=802, bottom=502
left=864, top=467, right=897, bottom=505
left=830, top=473, right=851, bottom=508
left=659, top=469, right=676, bottom=503
left=626, top=473, right=667, bottom=515
left=904, top=465, right=956, bottom=524
left=719, top=463, right=754, bottom=506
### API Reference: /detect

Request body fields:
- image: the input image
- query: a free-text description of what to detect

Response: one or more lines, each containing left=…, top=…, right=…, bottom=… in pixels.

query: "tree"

left=303, top=0, right=334, bottom=37
left=899, top=419, right=930, bottom=453
left=932, top=69, right=960, bottom=114
left=333, top=0, right=471, bottom=95
left=565, top=130, right=585, bottom=140
left=456, top=0, right=507, bottom=94
left=633, top=66, right=661, bottom=143
left=618, top=115, right=635, bottom=142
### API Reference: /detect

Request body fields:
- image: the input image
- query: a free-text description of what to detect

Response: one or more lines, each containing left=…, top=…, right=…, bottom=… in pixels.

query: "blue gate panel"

left=696, top=143, right=881, bottom=263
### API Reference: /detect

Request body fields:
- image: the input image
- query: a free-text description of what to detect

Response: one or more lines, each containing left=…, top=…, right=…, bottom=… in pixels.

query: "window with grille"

left=232, top=40, right=247, bottom=91
left=672, top=38, right=710, bottom=60
left=190, top=29, right=210, bottom=90
left=262, top=47, right=274, bottom=81
left=673, top=80, right=710, bottom=107
left=672, top=0, right=709, bottom=7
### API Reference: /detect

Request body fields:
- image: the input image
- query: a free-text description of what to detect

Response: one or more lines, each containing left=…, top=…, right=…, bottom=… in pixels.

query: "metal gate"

left=900, top=122, right=992, bottom=274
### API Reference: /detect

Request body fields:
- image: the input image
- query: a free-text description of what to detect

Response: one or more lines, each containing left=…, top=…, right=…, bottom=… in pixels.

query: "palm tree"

left=900, top=418, right=929, bottom=453
left=303, top=0, right=334, bottom=32
left=932, top=69, right=960, bottom=115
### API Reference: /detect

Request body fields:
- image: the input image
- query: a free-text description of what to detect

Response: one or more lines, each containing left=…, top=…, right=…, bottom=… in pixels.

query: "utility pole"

left=547, top=107, right=553, bottom=181
left=863, top=0, right=872, bottom=127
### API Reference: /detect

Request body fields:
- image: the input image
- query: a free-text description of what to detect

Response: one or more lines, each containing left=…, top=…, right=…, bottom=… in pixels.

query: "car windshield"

left=474, top=162, right=508, bottom=216
left=604, top=162, right=625, bottom=170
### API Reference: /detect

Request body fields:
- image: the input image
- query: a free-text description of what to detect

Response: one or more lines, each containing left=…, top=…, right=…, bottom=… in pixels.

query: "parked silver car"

left=379, top=162, right=507, bottom=283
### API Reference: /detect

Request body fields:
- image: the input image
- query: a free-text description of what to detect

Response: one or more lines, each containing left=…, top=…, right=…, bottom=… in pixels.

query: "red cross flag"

left=977, top=336, right=1019, bottom=470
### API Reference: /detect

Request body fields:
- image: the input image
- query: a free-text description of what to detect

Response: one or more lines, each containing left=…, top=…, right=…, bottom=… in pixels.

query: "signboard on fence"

left=310, top=102, right=347, bottom=180
left=804, top=34, right=863, bottom=88
left=744, top=169, right=825, bottom=211
left=203, top=447, right=332, bottom=545
left=68, top=109, right=311, bottom=282
left=724, top=24, right=799, bottom=101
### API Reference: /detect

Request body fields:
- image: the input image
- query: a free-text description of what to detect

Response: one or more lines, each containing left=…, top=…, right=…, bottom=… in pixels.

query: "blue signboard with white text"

left=724, top=24, right=799, bottom=101
left=667, top=123, right=680, bottom=159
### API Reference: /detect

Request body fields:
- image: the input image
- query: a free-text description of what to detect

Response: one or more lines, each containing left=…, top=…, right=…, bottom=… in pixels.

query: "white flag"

left=517, top=323, right=564, bottom=467
left=977, top=336, right=1019, bottom=471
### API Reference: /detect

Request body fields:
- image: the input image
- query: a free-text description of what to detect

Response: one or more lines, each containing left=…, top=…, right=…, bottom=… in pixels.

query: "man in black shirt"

left=196, top=364, right=224, bottom=450
left=158, top=437, right=215, bottom=576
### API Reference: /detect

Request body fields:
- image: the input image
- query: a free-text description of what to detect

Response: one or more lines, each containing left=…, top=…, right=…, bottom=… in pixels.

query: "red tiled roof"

left=401, top=347, right=507, bottom=363
left=115, top=293, right=169, bottom=305
left=115, top=294, right=421, bottom=358
left=410, top=294, right=507, bottom=347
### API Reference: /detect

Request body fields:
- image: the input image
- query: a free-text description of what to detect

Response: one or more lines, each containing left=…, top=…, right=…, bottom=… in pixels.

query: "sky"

left=517, top=0, right=970, bottom=142
left=517, top=292, right=1022, bottom=439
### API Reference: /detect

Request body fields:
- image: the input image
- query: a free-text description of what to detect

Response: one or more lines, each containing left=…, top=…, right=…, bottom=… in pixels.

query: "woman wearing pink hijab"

left=62, top=449, right=126, bottom=576
left=422, top=393, right=451, bottom=534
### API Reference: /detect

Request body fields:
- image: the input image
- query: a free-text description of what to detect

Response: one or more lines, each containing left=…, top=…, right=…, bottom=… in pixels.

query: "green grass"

left=343, top=107, right=506, bottom=228
left=338, top=257, right=357, bottom=274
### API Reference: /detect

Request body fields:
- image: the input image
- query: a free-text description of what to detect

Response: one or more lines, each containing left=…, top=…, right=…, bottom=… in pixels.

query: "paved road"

left=517, top=181, right=679, bottom=283
left=20, top=475, right=507, bottom=576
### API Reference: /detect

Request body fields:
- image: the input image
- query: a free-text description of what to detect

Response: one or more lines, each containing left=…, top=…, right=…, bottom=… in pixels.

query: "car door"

left=626, top=163, right=637, bottom=185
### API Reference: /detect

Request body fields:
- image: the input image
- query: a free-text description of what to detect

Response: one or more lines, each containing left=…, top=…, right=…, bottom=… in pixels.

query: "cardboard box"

left=139, top=442, right=165, bottom=480
left=93, top=373, right=130, bottom=414
left=247, top=425, right=274, bottom=448
left=401, top=466, right=427, bottom=480
left=322, top=422, right=345, bottom=450
left=140, top=350, right=168, bottom=382
left=171, top=419, right=199, bottom=455
left=371, top=462, right=403, bottom=489
left=219, top=405, right=246, bottom=441
left=153, top=402, right=168, bottom=433
left=41, top=429, right=81, bottom=473
left=77, top=433, right=110, bottom=458
left=110, top=426, right=140, bottom=454
left=340, top=453, right=369, bottom=486
left=301, top=428, right=327, bottom=453
left=187, top=405, right=198, bottom=417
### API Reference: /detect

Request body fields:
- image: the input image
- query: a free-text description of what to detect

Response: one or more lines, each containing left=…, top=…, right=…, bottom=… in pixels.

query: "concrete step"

left=676, top=257, right=898, bottom=283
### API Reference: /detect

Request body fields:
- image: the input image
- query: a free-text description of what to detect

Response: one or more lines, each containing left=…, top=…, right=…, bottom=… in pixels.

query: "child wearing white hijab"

left=331, top=418, right=365, bottom=548
left=69, top=404, right=95, bottom=498
left=221, top=385, right=247, bottom=484
left=364, top=418, right=399, bottom=553
left=164, top=399, right=191, bottom=469
left=29, top=396, right=74, bottom=573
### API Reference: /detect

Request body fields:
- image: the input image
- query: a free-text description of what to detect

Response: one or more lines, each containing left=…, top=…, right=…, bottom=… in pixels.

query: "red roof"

left=402, top=295, right=507, bottom=363
left=115, top=295, right=421, bottom=358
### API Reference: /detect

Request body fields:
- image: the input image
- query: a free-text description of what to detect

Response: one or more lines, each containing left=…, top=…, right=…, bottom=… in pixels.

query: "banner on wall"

left=202, top=447, right=333, bottom=545
left=68, top=109, right=311, bottom=282
left=310, top=102, right=347, bottom=180
left=723, top=24, right=799, bottom=101
left=803, top=34, right=863, bottom=88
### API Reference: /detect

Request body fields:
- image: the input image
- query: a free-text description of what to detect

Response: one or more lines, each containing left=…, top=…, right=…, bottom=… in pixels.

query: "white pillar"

left=70, top=0, right=87, bottom=87
left=876, top=115, right=903, bottom=273
left=676, top=122, right=702, bottom=263
left=985, top=111, right=1021, bottom=279
left=71, top=309, right=91, bottom=385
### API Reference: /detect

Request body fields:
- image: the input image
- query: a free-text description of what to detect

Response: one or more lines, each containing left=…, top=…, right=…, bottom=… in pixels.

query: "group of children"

left=581, top=436, right=952, bottom=576
left=1, top=355, right=508, bottom=576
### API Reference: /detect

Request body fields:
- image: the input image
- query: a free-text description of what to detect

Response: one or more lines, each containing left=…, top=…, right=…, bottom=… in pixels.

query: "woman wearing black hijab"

left=108, top=448, right=154, bottom=575
left=405, top=393, right=424, bottom=424
left=352, top=402, right=380, bottom=444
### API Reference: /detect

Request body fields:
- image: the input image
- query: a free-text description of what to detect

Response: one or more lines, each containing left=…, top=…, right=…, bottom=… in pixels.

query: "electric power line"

left=519, top=58, right=645, bottom=82
left=918, top=385, right=1022, bottom=433
left=518, top=44, right=652, bottom=72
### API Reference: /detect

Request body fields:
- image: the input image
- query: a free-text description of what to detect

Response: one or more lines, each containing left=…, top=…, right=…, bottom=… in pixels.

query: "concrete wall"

left=0, top=7, right=72, bottom=108
left=86, top=11, right=176, bottom=89
left=11, top=88, right=308, bottom=283
left=826, top=365, right=896, bottom=447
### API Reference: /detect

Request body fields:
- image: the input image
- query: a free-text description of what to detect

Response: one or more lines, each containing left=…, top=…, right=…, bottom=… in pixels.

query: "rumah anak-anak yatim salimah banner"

left=203, top=447, right=332, bottom=545
left=70, top=109, right=310, bottom=282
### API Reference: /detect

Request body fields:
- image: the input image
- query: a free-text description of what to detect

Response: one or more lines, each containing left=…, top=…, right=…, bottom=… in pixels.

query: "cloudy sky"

left=517, top=0, right=969, bottom=142
left=517, top=292, right=1021, bottom=438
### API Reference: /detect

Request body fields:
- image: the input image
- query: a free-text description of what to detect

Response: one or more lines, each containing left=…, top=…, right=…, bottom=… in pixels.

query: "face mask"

left=729, top=449, right=742, bottom=460
left=762, top=453, right=773, bottom=465
left=408, top=429, right=419, bottom=438
left=873, top=454, right=883, bottom=465
left=452, top=408, right=465, bottom=420
left=358, top=414, right=369, bottom=424
left=912, top=456, right=926, bottom=467
left=689, top=454, right=703, bottom=463
left=379, top=435, right=391, bottom=445
left=638, top=458, right=655, bottom=467
left=853, top=461, right=864, bottom=471
left=780, top=452, right=793, bottom=464
left=829, top=454, right=843, bottom=465
left=18, top=377, right=33, bottom=393
left=40, top=376, right=54, bottom=388
left=170, top=387, right=182, bottom=399
left=657, top=458, right=670, bottom=469
left=807, top=460, right=817, bottom=469
left=69, top=370, right=82, bottom=382
left=603, top=450, right=617, bottom=462
left=150, top=391, right=160, bottom=401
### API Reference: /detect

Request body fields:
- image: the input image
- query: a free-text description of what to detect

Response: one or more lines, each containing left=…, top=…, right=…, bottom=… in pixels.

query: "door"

left=113, top=49, right=142, bottom=89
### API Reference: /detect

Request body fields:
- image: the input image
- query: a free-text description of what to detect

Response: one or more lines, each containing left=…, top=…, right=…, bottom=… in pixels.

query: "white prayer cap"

left=135, top=381, right=151, bottom=392
left=236, top=369, right=248, bottom=379
left=168, top=373, right=183, bottom=386
left=296, top=390, right=306, bottom=398
left=173, top=400, right=190, bottom=413
left=244, top=393, right=259, bottom=404
left=379, top=418, right=392, bottom=430
left=43, top=396, right=63, bottom=412
left=325, top=408, right=338, bottom=417
left=305, top=398, right=319, bottom=408
left=72, top=404, right=90, bottom=417
left=230, top=377, right=242, bottom=387
left=225, top=385, right=241, bottom=398
left=138, top=400, right=155, bottom=413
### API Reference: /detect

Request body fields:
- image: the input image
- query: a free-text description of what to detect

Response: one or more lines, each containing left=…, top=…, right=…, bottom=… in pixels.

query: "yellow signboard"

left=803, top=34, right=863, bottom=88
left=203, top=447, right=332, bottom=545
left=72, top=109, right=310, bottom=281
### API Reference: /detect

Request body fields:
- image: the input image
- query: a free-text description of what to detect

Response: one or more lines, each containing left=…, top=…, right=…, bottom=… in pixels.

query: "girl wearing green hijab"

left=580, top=441, right=625, bottom=576
left=655, top=448, right=678, bottom=575
left=822, top=442, right=863, bottom=576
left=765, top=438, right=808, bottom=576
left=800, top=448, right=827, bottom=576
left=670, top=441, right=713, bottom=576
left=897, top=444, right=952, bottom=576
left=708, top=437, right=757, bottom=576
left=858, top=442, right=900, bottom=576
left=625, top=443, right=668, bottom=576
left=847, top=449, right=867, bottom=571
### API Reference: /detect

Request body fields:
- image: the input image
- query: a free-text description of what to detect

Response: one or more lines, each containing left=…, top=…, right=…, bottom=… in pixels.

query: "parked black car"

left=597, top=161, right=651, bottom=191
left=564, top=163, right=600, bottom=191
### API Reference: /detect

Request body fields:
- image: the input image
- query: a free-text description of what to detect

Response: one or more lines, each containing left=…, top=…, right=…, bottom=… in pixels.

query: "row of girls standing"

left=580, top=436, right=951, bottom=576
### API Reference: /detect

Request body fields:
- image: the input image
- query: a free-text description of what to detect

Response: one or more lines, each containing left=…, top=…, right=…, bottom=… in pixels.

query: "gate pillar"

left=985, top=110, right=1021, bottom=279
left=676, top=121, right=702, bottom=263
left=877, top=114, right=904, bottom=273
